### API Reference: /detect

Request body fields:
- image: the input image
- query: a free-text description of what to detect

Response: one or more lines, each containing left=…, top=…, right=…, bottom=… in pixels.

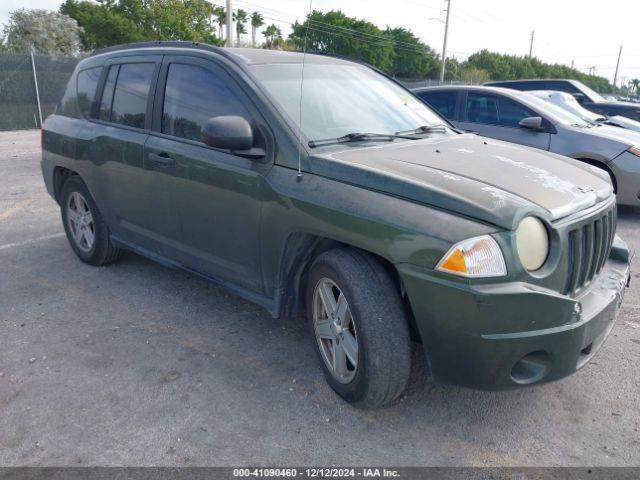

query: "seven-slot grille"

left=563, top=206, right=617, bottom=295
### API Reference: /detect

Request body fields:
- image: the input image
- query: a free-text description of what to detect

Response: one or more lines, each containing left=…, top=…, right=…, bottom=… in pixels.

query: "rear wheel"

left=61, top=176, right=121, bottom=266
left=306, top=248, right=411, bottom=408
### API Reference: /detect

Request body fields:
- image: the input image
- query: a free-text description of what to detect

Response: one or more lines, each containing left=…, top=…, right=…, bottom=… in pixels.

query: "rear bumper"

left=41, top=157, right=56, bottom=201
left=399, top=236, right=631, bottom=390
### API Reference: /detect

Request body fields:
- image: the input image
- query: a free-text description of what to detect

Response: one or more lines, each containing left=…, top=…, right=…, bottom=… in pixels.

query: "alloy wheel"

left=66, top=191, right=95, bottom=253
left=312, top=278, right=359, bottom=384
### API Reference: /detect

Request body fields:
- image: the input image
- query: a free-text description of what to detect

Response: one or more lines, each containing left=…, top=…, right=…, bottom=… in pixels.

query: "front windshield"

left=573, top=81, right=606, bottom=103
left=520, top=92, right=589, bottom=127
left=250, top=62, right=447, bottom=142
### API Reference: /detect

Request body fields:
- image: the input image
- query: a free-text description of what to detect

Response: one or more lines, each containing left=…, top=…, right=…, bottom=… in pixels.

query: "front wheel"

left=60, top=175, right=121, bottom=266
left=306, top=248, right=412, bottom=408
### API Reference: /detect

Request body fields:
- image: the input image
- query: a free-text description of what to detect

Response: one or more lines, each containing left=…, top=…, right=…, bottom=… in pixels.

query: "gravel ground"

left=0, top=129, right=639, bottom=467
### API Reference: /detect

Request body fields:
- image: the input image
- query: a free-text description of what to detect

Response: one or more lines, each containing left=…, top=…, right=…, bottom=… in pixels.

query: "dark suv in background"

left=486, top=79, right=640, bottom=122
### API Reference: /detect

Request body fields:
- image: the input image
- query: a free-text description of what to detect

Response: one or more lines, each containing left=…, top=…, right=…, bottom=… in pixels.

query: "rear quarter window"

left=76, top=67, right=103, bottom=118
left=56, top=66, right=102, bottom=118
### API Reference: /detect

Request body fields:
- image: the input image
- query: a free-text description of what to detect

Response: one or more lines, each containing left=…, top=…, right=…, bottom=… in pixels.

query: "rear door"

left=145, top=54, right=272, bottom=292
left=80, top=55, right=181, bottom=255
left=457, top=91, right=552, bottom=150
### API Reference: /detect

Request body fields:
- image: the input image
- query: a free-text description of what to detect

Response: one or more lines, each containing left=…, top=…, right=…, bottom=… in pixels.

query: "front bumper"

left=399, top=236, right=631, bottom=390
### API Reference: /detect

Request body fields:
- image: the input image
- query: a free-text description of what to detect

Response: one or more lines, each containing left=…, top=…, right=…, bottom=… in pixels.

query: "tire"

left=306, top=248, right=411, bottom=408
left=60, top=175, right=121, bottom=266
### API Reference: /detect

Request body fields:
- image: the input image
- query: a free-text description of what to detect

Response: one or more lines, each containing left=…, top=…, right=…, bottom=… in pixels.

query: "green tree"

left=289, top=10, right=395, bottom=74
left=233, top=8, right=248, bottom=45
left=262, top=23, right=282, bottom=49
left=2, top=9, right=83, bottom=55
left=460, top=66, right=490, bottom=84
left=212, top=6, right=226, bottom=41
left=385, top=27, right=438, bottom=79
left=146, top=0, right=215, bottom=43
left=463, top=49, right=613, bottom=92
left=60, top=0, right=220, bottom=50
left=250, top=11, right=264, bottom=48
left=60, top=0, right=143, bottom=49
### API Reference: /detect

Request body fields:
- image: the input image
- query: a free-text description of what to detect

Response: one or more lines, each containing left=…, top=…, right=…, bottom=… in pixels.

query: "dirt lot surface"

left=0, top=130, right=639, bottom=466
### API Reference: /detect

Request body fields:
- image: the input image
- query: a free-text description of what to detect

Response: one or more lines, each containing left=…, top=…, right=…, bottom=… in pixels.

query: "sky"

left=3, top=0, right=640, bottom=85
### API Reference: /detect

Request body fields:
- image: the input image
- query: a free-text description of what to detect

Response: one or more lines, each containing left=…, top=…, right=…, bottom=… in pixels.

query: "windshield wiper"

left=308, top=132, right=418, bottom=148
left=395, top=124, right=449, bottom=136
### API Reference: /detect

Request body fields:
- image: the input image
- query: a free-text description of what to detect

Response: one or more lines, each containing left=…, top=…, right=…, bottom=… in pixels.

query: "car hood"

left=309, top=134, right=613, bottom=229
left=603, top=116, right=640, bottom=133
left=576, top=123, right=640, bottom=148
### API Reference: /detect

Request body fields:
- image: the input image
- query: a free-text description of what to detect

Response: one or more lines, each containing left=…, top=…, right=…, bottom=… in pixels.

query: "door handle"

left=148, top=152, right=174, bottom=167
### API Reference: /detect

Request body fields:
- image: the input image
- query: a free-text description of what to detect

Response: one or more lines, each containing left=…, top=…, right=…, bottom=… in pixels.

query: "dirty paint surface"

left=1, top=130, right=639, bottom=466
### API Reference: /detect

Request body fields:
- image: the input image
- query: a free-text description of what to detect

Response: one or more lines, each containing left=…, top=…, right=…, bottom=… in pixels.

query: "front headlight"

left=515, top=216, right=549, bottom=271
left=436, top=235, right=507, bottom=278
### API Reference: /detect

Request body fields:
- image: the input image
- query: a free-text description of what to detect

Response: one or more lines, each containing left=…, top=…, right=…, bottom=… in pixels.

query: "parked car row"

left=485, top=79, right=640, bottom=122
left=42, top=43, right=631, bottom=407
left=414, top=85, right=640, bottom=207
left=527, top=90, right=640, bottom=133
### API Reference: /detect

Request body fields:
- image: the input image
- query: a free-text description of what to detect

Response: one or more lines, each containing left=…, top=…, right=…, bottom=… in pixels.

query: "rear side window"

left=76, top=67, right=103, bottom=118
left=161, top=63, right=250, bottom=142
left=99, top=65, right=119, bottom=121
left=417, top=91, right=458, bottom=120
left=110, top=63, right=155, bottom=129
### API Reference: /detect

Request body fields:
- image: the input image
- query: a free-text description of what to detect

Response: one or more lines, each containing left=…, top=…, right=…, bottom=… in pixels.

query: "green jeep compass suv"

left=41, top=42, right=631, bottom=407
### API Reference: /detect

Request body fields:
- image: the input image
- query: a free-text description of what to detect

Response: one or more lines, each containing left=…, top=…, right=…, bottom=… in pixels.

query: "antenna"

left=296, top=0, right=313, bottom=182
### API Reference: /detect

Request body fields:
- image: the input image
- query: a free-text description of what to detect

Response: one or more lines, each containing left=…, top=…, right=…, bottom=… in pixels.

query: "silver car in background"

left=527, top=90, right=640, bottom=133
left=414, top=85, right=640, bottom=207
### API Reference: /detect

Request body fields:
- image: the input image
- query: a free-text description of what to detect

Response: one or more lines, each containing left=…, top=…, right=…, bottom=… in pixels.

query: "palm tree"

left=234, top=9, right=248, bottom=45
left=250, top=12, right=264, bottom=48
left=632, top=79, right=640, bottom=97
left=213, top=6, right=226, bottom=41
left=263, top=24, right=282, bottom=49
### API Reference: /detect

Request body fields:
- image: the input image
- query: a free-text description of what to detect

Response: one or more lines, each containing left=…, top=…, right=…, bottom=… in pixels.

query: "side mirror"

left=518, top=116, right=544, bottom=131
left=201, top=116, right=263, bottom=158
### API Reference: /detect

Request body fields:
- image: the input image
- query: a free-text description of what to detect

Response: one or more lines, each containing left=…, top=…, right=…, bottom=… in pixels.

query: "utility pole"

left=226, top=0, right=233, bottom=47
left=30, top=48, right=43, bottom=128
left=613, top=45, right=622, bottom=90
left=571, top=59, right=574, bottom=69
left=439, top=0, right=451, bottom=83
left=528, top=29, right=535, bottom=58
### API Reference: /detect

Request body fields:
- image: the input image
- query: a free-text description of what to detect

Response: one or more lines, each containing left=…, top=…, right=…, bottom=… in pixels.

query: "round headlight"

left=515, top=217, right=549, bottom=271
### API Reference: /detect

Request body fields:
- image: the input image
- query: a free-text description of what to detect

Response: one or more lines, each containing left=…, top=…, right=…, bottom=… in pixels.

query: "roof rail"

left=90, top=40, right=225, bottom=57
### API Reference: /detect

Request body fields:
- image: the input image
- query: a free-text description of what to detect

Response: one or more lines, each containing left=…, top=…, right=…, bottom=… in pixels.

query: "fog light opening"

left=511, top=351, right=552, bottom=385
left=580, top=343, right=593, bottom=357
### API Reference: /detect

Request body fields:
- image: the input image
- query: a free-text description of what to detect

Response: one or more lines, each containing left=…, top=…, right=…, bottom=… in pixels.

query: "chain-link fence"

left=0, top=53, right=81, bottom=131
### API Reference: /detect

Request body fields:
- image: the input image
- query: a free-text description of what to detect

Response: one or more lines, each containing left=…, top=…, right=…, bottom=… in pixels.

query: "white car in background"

left=528, top=90, right=640, bottom=133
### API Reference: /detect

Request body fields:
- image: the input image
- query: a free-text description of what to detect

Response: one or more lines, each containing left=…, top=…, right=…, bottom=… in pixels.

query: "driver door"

left=458, top=91, right=551, bottom=150
left=145, top=55, right=272, bottom=293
